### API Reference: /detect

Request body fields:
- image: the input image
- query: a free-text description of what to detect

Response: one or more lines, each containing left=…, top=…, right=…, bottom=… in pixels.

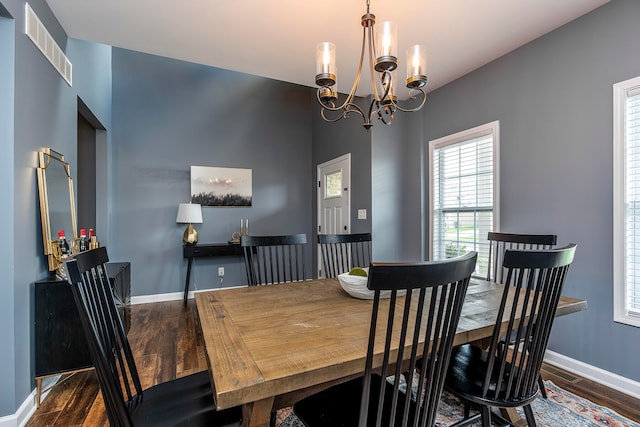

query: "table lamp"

left=176, top=203, right=203, bottom=245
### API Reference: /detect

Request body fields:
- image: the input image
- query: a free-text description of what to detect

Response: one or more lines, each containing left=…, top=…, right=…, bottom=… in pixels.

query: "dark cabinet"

left=34, top=262, right=130, bottom=406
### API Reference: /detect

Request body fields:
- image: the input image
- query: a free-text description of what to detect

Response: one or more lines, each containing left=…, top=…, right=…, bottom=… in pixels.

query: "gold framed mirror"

left=37, top=148, right=77, bottom=274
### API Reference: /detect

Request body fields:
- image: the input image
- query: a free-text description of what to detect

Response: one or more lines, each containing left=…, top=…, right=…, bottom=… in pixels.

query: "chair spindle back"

left=486, top=232, right=557, bottom=283
left=359, top=252, right=477, bottom=427
left=241, top=234, right=307, bottom=286
left=318, top=232, right=372, bottom=278
left=482, top=244, right=576, bottom=403
left=65, top=247, right=141, bottom=427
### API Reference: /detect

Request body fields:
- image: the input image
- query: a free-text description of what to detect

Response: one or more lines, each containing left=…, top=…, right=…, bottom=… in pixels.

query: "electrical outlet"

left=218, top=267, right=225, bottom=277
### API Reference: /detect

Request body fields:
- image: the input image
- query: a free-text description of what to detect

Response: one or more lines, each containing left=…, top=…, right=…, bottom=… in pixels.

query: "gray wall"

left=390, top=0, right=639, bottom=381
left=110, top=48, right=314, bottom=295
left=371, top=110, right=425, bottom=262
left=0, top=0, right=112, bottom=416
left=0, top=5, right=16, bottom=416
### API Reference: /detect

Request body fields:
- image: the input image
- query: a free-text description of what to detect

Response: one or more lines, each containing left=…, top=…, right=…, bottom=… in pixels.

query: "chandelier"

left=315, top=0, right=427, bottom=130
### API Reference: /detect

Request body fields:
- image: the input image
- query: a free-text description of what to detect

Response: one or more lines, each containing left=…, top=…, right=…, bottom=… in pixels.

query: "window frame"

left=613, top=75, right=640, bottom=328
left=428, top=121, right=500, bottom=276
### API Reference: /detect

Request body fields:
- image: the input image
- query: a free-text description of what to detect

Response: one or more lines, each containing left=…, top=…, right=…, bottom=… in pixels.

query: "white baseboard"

left=544, top=350, right=640, bottom=399
left=131, top=291, right=184, bottom=305
left=130, top=286, right=246, bottom=305
left=0, top=375, right=59, bottom=427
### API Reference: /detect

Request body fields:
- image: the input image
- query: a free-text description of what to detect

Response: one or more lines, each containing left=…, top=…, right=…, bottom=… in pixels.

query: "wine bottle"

left=57, top=230, right=70, bottom=257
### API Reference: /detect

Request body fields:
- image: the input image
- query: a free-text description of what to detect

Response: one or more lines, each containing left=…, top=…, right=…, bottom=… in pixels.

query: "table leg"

left=36, top=378, right=42, bottom=408
left=241, top=397, right=275, bottom=427
left=184, top=257, right=193, bottom=306
left=500, top=408, right=528, bottom=426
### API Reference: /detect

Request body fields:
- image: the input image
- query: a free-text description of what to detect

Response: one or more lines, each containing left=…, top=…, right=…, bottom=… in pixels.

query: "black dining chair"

left=65, top=247, right=242, bottom=427
left=318, top=232, right=372, bottom=278
left=486, top=232, right=557, bottom=283
left=293, top=252, right=478, bottom=427
left=241, top=234, right=308, bottom=286
left=445, top=244, right=576, bottom=427
left=486, top=231, right=557, bottom=399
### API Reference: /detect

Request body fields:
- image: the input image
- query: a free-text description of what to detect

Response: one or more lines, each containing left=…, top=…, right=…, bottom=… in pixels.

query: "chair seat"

left=446, top=344, right=538, bottom=408
left=294, top=375, right=416, bottom=427
left=131, top=371, right=242, bottom=427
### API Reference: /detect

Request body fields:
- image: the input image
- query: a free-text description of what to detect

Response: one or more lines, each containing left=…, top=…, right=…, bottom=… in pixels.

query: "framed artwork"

left=191, top=166, right=252, bottom=207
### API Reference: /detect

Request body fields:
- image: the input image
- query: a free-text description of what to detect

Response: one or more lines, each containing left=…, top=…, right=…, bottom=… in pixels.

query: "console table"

left=183, top=243, right=243, bottom=305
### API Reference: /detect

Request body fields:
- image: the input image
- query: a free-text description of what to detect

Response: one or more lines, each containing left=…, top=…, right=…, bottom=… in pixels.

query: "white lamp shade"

left=176, top=203, right=203, bottom=224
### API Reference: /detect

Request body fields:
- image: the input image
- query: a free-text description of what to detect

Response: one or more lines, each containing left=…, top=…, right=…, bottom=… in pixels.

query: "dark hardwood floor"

left=26, top=300, right=640, bottom=426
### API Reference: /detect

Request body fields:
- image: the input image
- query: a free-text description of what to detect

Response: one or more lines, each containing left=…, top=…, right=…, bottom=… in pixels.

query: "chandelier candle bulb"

left=316, top=42, right=336, bottom=87
left=406, top=45, right=427, bottom=88
left=375, top=21, right=397, bottom=70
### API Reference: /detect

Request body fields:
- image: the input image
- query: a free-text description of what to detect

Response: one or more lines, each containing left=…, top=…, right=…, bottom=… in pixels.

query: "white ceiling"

left=45, top=0, right=609, bottom=99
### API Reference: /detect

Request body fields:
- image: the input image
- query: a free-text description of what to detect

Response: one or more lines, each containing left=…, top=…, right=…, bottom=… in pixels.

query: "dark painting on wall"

left=191, top=166, right=252, bottom=207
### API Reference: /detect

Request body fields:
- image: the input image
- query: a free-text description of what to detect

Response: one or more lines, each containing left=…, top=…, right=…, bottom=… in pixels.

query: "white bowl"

left=337, top=271, right=373, bottom=299
left=337, top=269, right=405, bottom=300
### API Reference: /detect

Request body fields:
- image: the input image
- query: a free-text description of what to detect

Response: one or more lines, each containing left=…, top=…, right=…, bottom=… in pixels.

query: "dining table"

left=194, top=277, right=587, bottom=427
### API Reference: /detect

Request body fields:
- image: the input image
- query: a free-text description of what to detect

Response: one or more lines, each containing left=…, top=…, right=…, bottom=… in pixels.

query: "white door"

left=317, top=154, right=351, bottom=277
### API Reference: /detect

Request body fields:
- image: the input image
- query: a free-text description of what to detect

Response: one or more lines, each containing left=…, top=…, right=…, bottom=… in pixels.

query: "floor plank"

left=25, top=299, right=640, bottom=426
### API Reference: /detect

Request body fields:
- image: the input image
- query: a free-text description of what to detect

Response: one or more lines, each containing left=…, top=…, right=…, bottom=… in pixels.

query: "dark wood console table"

left=183, top=243, right=243, bottom=305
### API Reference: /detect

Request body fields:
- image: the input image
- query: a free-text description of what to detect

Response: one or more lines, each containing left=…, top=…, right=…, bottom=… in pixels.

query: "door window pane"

left=325, top=171, right=342, bottom=199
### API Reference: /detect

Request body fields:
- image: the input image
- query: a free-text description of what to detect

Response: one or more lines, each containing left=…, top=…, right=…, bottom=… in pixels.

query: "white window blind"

left=614, top=76, right=640, bottom=327
left=429, top=122, right=498, bottom=278
left=624, top=87, right=640, bottom=316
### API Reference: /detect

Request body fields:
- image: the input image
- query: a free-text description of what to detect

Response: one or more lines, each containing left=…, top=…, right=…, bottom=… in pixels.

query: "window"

left=429, top=121, right=499, bottom=277
left=325, top=170, right=342, bottom=198
left=613, top=76, right=640, bottom=328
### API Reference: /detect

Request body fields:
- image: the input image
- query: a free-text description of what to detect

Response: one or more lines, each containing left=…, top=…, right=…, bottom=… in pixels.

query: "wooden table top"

left=194, top=278, right=587, bottom=427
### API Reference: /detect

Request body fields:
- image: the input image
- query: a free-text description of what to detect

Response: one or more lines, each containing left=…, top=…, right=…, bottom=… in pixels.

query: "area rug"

left=275, top=380, right=639, bottom=426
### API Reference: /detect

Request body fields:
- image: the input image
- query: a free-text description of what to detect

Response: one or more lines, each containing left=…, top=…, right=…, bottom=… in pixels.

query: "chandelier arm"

left=378, top=106, right=394, bottom=125
left=367, top=25, right=381, bottom=102
left=344, top=18, right=369, bottom=101
left=317, top=90, right=366, bottom=118
left=369, top=101, right=394, bottom=125
left=317, top=92, right=367, bottom=124
left=386, top=88, right=427, bottom=113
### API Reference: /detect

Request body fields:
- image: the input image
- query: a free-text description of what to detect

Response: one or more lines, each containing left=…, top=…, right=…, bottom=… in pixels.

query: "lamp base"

left=183, top=223, right=198, bottom=246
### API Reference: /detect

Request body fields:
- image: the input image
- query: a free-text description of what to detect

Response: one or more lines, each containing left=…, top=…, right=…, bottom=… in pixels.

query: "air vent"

left=25, top=3, right=72, bottom=86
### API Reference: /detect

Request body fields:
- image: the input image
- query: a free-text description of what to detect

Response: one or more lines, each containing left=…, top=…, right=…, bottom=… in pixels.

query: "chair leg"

left=463, top=401, right=471, bottom=418
left=270, top=410, right=277, bottom=427
left=523, top=404, right=537, bottom=427
left=480, top=405, right=492, bottom=427
left=538, top=374, right=547, bottom=399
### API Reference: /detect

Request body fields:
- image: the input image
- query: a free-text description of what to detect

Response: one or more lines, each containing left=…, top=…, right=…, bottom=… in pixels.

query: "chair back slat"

left=241, top=234, right=307, bottom=285
left=359, top=251, right=477, bottom=427
left=486, top=232, right=557, bottom=283
left=318, top=232, right=372, bottom=278
left=482, top=244, right=576, bottom=403
left=66, top=247, right=141, bottom=427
